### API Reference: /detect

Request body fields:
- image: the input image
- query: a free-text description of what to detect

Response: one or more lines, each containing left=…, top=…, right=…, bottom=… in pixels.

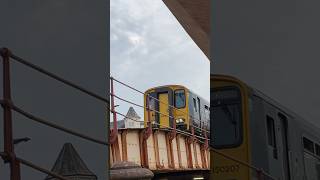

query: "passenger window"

left=266, top=116, right=278, bottom=159
left=204, top=105, right=210, bottom=120
left=267, top=116, right=276, bottom=148
left=197, top=97, right=201, bottom=120
left=193, top=98, right=197, bottom=112
left=303, top=137, right=314, bottom=153
left=316, top=144, right=320, bottom=156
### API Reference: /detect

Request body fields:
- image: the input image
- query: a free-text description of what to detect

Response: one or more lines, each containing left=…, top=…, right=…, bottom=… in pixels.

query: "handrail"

left=0, top=100, right=108, bottom=146
left=1, top=47, right=109, bottom=180
left=113, top=109, right=209, bottom=141
left=9, top=52, right=109, bottom=105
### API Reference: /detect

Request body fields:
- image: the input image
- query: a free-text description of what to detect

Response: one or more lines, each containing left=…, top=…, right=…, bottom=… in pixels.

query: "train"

left=210, top=74, right=320, bottom=180
left=143, top=85, right=210, bottom=134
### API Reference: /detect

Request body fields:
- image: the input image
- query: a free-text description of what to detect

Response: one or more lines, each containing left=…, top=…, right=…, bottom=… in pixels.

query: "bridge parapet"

left=109, top=128, right=210, bottom=172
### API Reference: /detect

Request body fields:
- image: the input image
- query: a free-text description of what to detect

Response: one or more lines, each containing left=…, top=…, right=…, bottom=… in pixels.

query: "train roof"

left=211, top=74, right=320, bottom=138
left=145, top=84, right=187, bottom=92
left=145, top=84, right=209, bottom=104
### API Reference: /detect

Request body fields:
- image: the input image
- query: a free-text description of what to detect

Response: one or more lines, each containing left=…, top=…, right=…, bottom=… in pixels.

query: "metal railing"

left=0, top=47, right=109, bottom=180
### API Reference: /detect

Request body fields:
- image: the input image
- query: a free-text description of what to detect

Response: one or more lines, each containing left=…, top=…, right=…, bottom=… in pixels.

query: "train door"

left=278, top=113, right=291, bottom=180
left=266, top=110, right=287, bottom=179
left=197, top=97, right=202, bottom=130
left=159, top=93, right=170, bottom=128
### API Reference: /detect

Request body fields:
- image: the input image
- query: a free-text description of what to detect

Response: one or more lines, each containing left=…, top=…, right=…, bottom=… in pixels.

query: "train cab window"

left=210, top=87, right=242, bottom=148
left=174, top=89, right=185, bottom=108
left=303, top=137, right=314, bottom=153
left=147, top=94, right=156, bottom=111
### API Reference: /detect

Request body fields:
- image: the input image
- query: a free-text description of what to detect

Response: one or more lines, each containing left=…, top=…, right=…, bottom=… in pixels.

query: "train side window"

left=266, top=116, right=276, bottom=148
left=204, top=105, right=209, bottom=120
left=303, top=137, right=314, bottom=153
left=193, top=98, right=197, bottom=112
left=197, top=97, right=201, bottom=120
left=316, top=144, right=320, bottom=156
left=266, top=116, right=278, bottom=159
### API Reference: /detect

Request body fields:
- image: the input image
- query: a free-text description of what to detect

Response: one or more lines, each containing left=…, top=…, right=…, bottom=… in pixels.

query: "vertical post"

left=257, top=169, right=264, bottom=180
left=204, top=128, right=208, bottom=149
left=110, top=77, right=117, bottom=131
left=109, top=77, right=120, bottom=162
left=169, top=105, right=176, bottom=139
left=145, top=95, right=152, bottom=136
left=1, top=48, right=21, bottom=180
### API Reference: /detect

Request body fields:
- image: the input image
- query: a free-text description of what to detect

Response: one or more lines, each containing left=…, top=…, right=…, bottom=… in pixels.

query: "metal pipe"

left=1, top=48, right=21, bottom=180
left=9, top=52, right=109, bottom=104
left=17, top=157, right=70, bottom=180
left=0, top=101, right=108, bottom=146
left=110, top=78, right=118, bottom=131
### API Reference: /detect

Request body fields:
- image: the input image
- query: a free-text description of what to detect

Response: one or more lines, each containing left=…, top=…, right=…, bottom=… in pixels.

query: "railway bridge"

left=109, top=128, right=210, bottom=178
left=108, top=76, right=211, bottom=179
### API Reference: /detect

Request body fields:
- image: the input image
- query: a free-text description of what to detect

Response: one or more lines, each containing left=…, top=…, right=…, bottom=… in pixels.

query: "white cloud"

left=110, top=0, right=209, bottom=118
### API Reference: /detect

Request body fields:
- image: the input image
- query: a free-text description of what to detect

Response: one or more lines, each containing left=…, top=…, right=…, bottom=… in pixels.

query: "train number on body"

left=213, top=164, right=240, bottom=174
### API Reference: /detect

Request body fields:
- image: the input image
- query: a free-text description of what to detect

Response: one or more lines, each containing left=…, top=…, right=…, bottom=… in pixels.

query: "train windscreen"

left=211, top=87, right=242, bottom=148
left=174, top=89, right=186, bottom=108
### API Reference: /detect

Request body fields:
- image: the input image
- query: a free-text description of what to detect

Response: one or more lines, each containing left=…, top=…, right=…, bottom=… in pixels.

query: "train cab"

left=144, top=85, right=209, bottom=134
left=210, top=74, right=320, bottom=180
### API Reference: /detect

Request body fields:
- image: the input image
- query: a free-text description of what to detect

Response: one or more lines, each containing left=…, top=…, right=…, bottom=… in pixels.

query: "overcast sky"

left=110, top=0, right=209, bottom=119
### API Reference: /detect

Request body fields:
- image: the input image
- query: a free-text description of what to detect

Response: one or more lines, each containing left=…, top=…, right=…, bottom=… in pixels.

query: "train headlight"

left=175, top=118, right=185, bottom=123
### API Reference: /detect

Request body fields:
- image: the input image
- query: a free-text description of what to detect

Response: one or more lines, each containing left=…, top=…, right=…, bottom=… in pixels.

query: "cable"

left=0, top=100, right=108, bottom=146
left=209, top=147, right=275, bottom=180
left=113, top=109, right=209, bottom=141
left=9, top=53, right=109, bottom=105
left=17, top=157, right=71, bottom=180
left=111, top=77, right=210, bottom=133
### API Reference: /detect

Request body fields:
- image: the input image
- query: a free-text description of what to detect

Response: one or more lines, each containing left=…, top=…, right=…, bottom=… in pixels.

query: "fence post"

left=1, top=47, right=21, bottom=180
left=109, top=77, right=120, bottom=162
left=257, top=168, right=264, bottom=180
left=110, top=77, right=118, bottom=133
left=144, top=95, right=152, bottom=139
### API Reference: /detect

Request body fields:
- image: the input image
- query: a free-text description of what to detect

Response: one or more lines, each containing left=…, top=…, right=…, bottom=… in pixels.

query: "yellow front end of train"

left=210, top=74, right=252, bottom=180
left=143, top=85, right=190, bottom=130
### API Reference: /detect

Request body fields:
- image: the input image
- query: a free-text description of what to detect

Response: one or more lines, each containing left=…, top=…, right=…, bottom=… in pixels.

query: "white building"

left=110, top=107, right=144, bottom=129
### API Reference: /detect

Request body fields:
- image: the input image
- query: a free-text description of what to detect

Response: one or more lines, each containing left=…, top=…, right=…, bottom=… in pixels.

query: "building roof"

left=45, top=143, right=97, bottom=180
left=125, top=107, right=141, bottom=120
left=110, top=119, right=125, bottom=128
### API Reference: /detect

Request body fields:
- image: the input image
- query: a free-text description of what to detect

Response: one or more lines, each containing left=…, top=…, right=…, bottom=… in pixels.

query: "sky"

left=0, top=1, right=108, bottom=179
left=212, top=0, right=320, bottom=128
left=110, top=0, right=210, bottom=120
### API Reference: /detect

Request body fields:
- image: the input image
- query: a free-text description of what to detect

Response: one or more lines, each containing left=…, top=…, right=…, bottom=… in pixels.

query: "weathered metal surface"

left=110, top=161, right=154, bottom=180
left=109, top=128, right=210, bottom=172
